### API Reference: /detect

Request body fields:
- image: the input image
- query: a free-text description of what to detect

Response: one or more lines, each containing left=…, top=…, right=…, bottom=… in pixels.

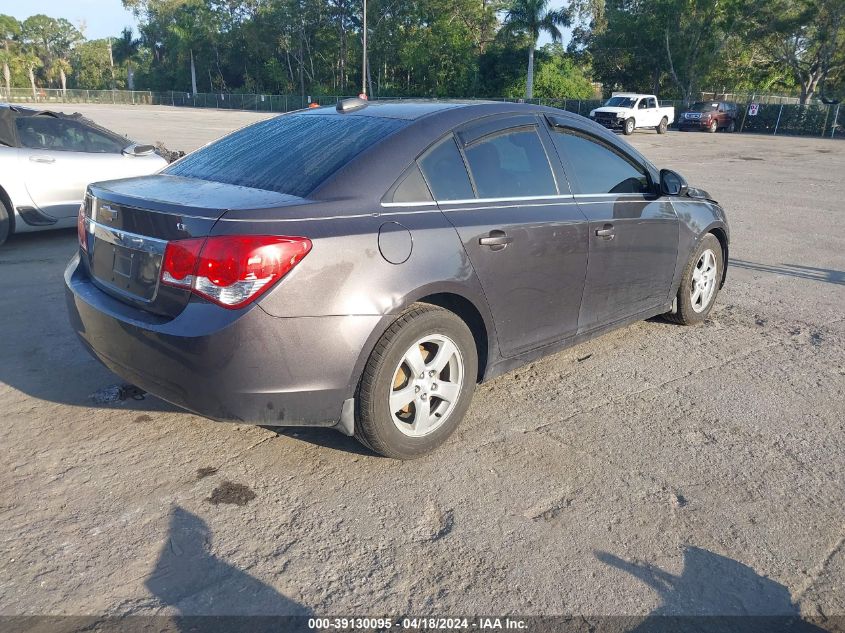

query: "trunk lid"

left=82, top=174, right=307, bottom=317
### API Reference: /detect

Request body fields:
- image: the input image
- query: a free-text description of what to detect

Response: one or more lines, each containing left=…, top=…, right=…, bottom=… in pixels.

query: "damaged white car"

left=0, top=104, right=168, bottom=246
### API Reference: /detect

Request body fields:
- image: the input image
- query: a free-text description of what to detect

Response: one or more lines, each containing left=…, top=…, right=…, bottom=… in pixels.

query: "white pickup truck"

left=589, top=93, right=675, bottom=135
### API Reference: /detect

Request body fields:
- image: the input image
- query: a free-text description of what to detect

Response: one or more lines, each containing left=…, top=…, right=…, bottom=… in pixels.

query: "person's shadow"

left=144, top=506, right=312, bottom=632
left=596, top=547, right=828, bottom=633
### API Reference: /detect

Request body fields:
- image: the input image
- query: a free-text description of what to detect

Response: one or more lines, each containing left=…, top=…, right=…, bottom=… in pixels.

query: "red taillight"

left=161, top=238, right=204, bottom=287
left=77, top=205, right=88, bottom=252
left=160, top=235, right=312, bottom=309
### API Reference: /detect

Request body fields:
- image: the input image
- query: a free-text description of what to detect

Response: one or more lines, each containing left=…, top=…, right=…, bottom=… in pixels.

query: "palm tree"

left=51, top=18, right=82, bottom=94
left=21, top=51, right=42, bottom=99
left=48, top=58, right=72, bottom=95
left=502, top=0, right=571, bottom=99
left=0, top=15, right=21, bottom=98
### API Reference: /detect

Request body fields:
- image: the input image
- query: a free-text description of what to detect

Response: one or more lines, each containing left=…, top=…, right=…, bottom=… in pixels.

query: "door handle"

left=479, top=230, right=514, bottom=250
left=595, top=224, right=615, bottom=240
left=29, top=156, right=55, bottom=164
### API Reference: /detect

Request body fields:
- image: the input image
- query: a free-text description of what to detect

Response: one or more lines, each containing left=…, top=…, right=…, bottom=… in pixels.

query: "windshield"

left=605, top=96, right=637, bottom=108
left=165, top=113, right=407, bottom=197
left=690, top=102, right=719, bottom=112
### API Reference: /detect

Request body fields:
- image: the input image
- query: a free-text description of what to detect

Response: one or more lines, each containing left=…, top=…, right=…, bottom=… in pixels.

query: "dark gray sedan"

left=65, top=100, right=729, bottom=459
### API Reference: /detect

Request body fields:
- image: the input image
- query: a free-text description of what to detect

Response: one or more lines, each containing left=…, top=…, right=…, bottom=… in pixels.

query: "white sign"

left=748, top=103, right=759, bottom=116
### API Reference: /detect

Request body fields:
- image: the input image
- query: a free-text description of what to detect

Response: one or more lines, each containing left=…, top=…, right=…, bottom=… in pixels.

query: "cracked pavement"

left=0, top=105, right=843, bottom=623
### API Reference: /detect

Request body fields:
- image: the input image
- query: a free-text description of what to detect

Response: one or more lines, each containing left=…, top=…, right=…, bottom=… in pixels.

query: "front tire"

left=657, top=117, right=668, bottom=134
left=708, top=120, right=719, bottom=133
left=0, top=198, right=10, bottom=246
left=623, top=118, right=635, bottom=135
left=355, top=303, right=478, bottom=459
left=664, top=233, right=723, bottom=325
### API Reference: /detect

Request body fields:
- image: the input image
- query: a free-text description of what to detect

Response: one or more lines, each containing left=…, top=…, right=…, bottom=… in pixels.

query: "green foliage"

left=71, top=39, right=121, bottom=90
left=502, top=0, right=572, bottom=98
left=0, top=0, right=838, bottom=105
left=506, top=44, right=595, bottom=99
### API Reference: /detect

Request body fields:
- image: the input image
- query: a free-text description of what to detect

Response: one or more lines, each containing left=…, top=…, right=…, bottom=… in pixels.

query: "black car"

left=66, top=99, right=729, bottom=459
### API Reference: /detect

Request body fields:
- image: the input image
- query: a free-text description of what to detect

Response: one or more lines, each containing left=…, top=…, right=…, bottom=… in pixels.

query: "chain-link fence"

left=2, top=87, right=841, bottom=139
left=738, top=101, right=843, bottom=138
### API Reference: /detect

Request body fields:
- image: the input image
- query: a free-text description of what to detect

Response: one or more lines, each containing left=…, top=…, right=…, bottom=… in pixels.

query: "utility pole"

left=361, top=0, right=367, bottom=96
left=190, top=49, right=198, bottom=96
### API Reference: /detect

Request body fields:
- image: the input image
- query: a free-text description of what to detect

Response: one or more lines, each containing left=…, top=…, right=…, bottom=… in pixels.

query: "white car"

left=589, top=93, right=675, bottom=135
left=0, top=105, right=168, bottom=246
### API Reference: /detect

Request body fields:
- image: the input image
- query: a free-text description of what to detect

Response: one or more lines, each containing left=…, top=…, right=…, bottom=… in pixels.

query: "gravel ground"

left=0, top=104, right=843, bottom=625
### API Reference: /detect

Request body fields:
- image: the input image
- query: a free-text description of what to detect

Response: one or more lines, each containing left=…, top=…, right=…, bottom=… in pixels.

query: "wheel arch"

left=344, top=285, right=498, bottom=403
left=707, top=224, right=729, bottom=288
left=0, top=184, right=16, bottom=237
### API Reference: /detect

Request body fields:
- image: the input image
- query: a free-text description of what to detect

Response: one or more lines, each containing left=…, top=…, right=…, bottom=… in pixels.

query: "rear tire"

left=355, top=303, right=478, bottom=459
left=727, top=120, right=736, bottom=133
left=664, top=233, right=723, bottom=326
left=623, top=118, right=635, bottom=135
left=657, top=117, right=668, bottom=134
left=0, top=198, right=11, bottom=246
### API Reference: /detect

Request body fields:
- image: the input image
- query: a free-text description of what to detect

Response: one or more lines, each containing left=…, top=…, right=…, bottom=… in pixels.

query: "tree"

left=0, top=15, right=21, bottom=97
left=659, top=0, right=752, bottom=103
left=71, top=39, right=117, bottom=89
left=506, top=44, right=595, bottom=99
left=50, top=18, right=83, bottom=94
left=758, top=0, right=845, bottom=103
left=502, top=0, right=571, bottom=99
left=20, top=49, right=42, bottom=98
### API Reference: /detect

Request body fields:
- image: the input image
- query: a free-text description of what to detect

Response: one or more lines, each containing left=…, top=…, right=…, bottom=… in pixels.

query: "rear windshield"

left=164, top=113, right=407, bottom=197
left=690, top=102, right=719, bottom=112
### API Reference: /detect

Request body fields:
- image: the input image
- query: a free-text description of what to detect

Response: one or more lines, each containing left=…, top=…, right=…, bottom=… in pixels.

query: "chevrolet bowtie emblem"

left=100, top=204, right=119, bottom=221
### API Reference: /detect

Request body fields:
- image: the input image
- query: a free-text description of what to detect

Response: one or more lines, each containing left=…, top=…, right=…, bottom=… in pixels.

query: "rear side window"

left=419, top=136, right=474, bottom=201
left=463, top=128, right=556, bottom=198
left=165, top=114, right=406, bottom=197
left=391, top=164, right=432, bottom=203
left=550, top=128, right=649, bottom=195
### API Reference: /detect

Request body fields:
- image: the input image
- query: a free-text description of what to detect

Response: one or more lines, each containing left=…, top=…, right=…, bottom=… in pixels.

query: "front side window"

left=16, top=117, right=88, bottom=152
left=463, top=128, right=556, bottom=199
left=418, top=136, right=474, bottom=201
left=550, top=127, right=650, bottom=195
left=165, top=113, right=407, bottom=197
left=82, top=125, right=126, bottom=153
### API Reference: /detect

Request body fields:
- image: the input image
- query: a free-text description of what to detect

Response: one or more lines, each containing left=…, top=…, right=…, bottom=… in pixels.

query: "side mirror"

left=123, top=144, right=156, bottom=156
left=660, top=169, right=689, bottom=197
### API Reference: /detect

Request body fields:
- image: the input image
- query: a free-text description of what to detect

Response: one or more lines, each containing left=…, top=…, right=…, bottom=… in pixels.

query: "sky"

left=0, top=0, right=137, bottom=40
left=0, top=0, right=570, bottom=44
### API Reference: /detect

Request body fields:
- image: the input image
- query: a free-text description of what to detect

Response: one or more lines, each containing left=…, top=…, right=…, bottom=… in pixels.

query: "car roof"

left=298, top=99, right=487, bottom=120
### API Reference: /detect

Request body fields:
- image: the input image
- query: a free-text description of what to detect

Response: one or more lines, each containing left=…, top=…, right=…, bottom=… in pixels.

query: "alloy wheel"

left=691, top=249, right=718, bottom=313
left=389, top=334, right=464, bottom=437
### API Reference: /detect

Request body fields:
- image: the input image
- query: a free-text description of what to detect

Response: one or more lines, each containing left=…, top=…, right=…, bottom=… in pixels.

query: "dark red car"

left=679, top=101, right=739, bottom=133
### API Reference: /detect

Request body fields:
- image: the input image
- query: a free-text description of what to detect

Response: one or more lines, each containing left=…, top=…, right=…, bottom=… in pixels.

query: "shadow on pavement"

left=596, top=546, right=827, bottom=633
left=144, top=506, right=312, bottom=630
left=731, top=259, right=845, bottom=286
left=0, top=229, right=180, bottom=414
left=263, top=426, right=378, bottom=458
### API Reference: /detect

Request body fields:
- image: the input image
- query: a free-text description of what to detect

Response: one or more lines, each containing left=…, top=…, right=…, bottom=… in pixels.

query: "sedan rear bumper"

left=65, top=254, right=381, bottom=427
